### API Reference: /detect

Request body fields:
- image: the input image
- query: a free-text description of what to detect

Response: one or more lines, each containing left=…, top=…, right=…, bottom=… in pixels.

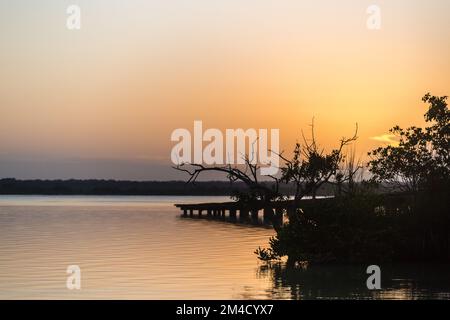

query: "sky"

left=0, top=0, right=449, bottom=180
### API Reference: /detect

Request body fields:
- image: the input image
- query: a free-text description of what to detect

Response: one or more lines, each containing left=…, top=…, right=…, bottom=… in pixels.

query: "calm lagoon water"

left=0, top=195, right=449, bottom=300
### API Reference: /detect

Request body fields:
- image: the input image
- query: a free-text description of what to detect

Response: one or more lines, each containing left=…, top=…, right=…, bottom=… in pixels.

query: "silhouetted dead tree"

left=276, top=120, right=358, bottom=221
left=174, top=120, right=358, bottom=228
left=280, top=122, right=358, bottom=199
left=174, top=153, right=279, bottom=202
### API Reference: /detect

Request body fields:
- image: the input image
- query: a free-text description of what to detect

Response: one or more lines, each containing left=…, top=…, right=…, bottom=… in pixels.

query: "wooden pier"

left=174, top=198, right=334, bottom=225
left=175, top=193, right=411, bottom=225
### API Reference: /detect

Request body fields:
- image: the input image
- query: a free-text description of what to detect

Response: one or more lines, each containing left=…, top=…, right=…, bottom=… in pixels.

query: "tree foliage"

left=368, top=94, right=449, bottom=192
left=258, top=93, right=450, bottom=264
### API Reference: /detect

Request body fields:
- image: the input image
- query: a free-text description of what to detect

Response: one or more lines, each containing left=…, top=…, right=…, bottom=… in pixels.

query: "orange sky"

left=0, top=0, right=449, bottom=179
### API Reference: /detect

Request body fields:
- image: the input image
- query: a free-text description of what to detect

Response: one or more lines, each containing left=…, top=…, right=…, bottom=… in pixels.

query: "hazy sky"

left=1, top=0, right=449, bottom=180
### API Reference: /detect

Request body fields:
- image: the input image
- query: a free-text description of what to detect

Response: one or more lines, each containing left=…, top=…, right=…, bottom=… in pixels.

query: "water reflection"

left=180, top=214, right=274, bottom=228
left=0, top=196, right=275, bottom=299
left=0, top=195, right=449, bottom=300
left=258, top=262, right=450, bottom=300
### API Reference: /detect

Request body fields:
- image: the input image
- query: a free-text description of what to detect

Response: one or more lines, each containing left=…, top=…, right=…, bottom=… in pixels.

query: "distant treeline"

left=0, top=178, right=336, bottom=196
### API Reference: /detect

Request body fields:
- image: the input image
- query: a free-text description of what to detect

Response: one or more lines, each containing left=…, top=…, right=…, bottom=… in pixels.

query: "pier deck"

left=175, top=193, right=411, bottom=225
left=174, top=198, right=334, bottom=224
